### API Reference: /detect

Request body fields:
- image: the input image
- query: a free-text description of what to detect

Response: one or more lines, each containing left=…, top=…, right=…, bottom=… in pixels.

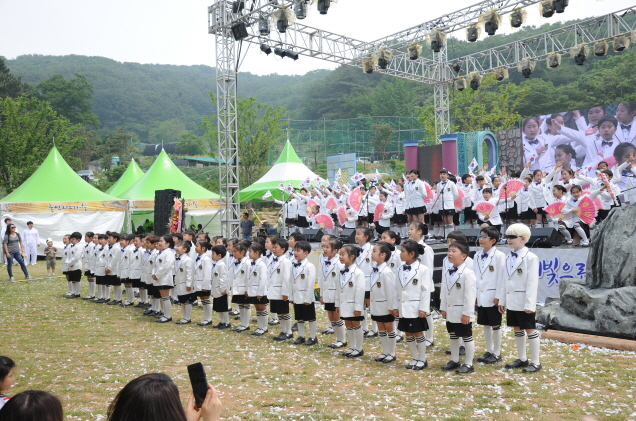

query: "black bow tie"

left=481, top=253, right=489, bottom=260
left=528, top=139, right=539, bottom=145
left=358, top=247, right=363, bottom=252
left=251, top=261, right=256, bottom=266
left=535, top=182, right=541, bottom=185
left=602, top=140, right=613, bottom=147
left=293, top=262, right=302, bottom=268
left=449, top=267, right=458, bottom=275
left=572, top=198, right=579, bottom=203
left=175, top=257, right=181, bottom=261
left=621, top=124, right=631, bottom=131
left=340, top=268, right=349, bottom=275
left=324, top=260, right=331, bottom=266
left=196, top=256, right=201, bottom=261
left=372, top=267, right=378, bottom=272
left=563, top=181, right=569, bottom=185
left=403, top=264, right=411, bottom=271
left=272, top=257, right=279, bottom=262
left=234, top=260, right=241, bottom=266
left=511, top=252, right=518, bottom=258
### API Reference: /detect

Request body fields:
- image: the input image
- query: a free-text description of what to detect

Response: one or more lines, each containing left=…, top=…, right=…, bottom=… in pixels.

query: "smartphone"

left=187, top=362, right=208, bottom=408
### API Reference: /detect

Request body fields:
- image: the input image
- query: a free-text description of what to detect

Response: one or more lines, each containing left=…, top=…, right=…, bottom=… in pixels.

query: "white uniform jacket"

left=377, top=201, right=393, bottom=227
left=416, top=240, right=435, bottom=290
left=473, top=197, right=503, bottom=226
left=210, top=260, right=228, bottom=298
left=128, top=246, right=144, bottom=280
left=497, top=248, right=539, bottom=312
left=369, top=263, right=396, bottom=316
left=268, top=255, right=292, bottom=300
left=387, top=249, right=402, bottom=278
left=83, top=242, right=95, bottom=273
left=436, top=180, right=459, bottom=211
left=174, top=255, right=194, bottom=296
left=356, top=242, right=374, bottom=291
left=94, top=245, right=107, bottom=277
left=318, top=255, right=342, bottom=304
left=440, top=263, right=477, bottom=323
left=153, top=248, right=176, bottom=287
left=119, top=245, right=133, bottom=279
left=141, top=249, right=153, bottom=284
left=230, top=257, right=250, bottom=296
left=472, top=248, right=506, bottom=308
left=289, top=259, right=316, bottom=304
left=247, top=258, right=268, bottom=297
left=105, top=244, right=121, bottom=277
left=393, top=261, right=431, bottom=318
left=404, top=178, right=428, bottom=209
left=335, top=264, right=366, bottom=318
left=193, top=254, right=213, bottom=292
left=67, top=243, right=85, bottom=272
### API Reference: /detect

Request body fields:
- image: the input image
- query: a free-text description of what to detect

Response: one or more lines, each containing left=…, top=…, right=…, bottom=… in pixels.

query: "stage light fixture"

left=467, top=71, right=483, bottom=90
left=466, top=23, right=480, bottom=42
left=272, top=7, right=296, bottom=34
left=426, top=29, right=446, bottom=53
left=294, top=1, right=308, bottom=19
left=479, top=9, right=502, bottom=36
left=260, top=44, right=272, bottom=55
left=259, top=18, right=270, bottom=36
left=517, top=58, right=536, bottom=78
left=494, top=66, right=509, bottom=81
left=594, top=40, right=609, bottom=56
left=546, top=52, right=562, bottom=68
left=571, top=43, right=589, bottom=65
left=408, top=43, right=422, bottom=60
left=374, top=47, right=392, bottom=70
left=362, top=58, right=376, bottom=74
left=274, top=47, right=286, bottom=58
left=553, top=0, right=569, bottom=13
left=452, top=64, right=462, bottom=73
left=613, top=34, right=630, bottom=52
left=510, top=8, right=527, bottom=28
left=232, top=0, right=245, bottom=14
left=454, top=77, right=467, bottom=91
left=541, top=0, right=555, bottom=18
left=285, top=50, right=299, bottom=60
left=231, top=22, right=249, bottom=40
left=317, top=0, right=331, bottom=15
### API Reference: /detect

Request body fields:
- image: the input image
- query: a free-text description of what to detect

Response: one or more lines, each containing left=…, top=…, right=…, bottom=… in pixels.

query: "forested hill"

left=5, top=13, right=636, bottom=142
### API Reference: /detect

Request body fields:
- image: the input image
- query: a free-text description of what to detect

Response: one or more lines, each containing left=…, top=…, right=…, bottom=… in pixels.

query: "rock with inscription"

left=538, top=205, right=636, bottom=339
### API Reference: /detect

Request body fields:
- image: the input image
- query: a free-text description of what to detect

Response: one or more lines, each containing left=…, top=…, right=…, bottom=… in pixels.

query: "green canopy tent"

left=239, top=141, right=320, bottom=203
left=117, top=149, right=221, bottom=234
left=0, top=146, right=126, bottom=251
left=106, top=159, right=144, bottom=198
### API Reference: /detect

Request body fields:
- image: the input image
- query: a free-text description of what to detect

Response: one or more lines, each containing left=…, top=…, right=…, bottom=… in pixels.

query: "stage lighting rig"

left=294, top=1, right=308, bottom=19
left=232, top=0, right=245, bottom=13
left=259, top=17, right=270, bottom=35
left=285, top=50, right=299, bottom=60
left=546, top=52, right=562, bottom=68
left=426, top=29, right=446, bottom=53
left=455, top=77, right=467, bottom=91
left=479, top=9, right=502, bottom=36
left=541, top=0, right=556, bottom=18
left=467, top=72, right=483, bottom=90
left=231, top=22, right=249, bottom=40
left=408, top=43, right=423, bottom=60
left=510, top=8, right=527, bottom=28
left=517, top=58, right=536, bottom=78
left=274, top=47, right=286, bottom=58
left=571, top=43, right=589, bottom=65
left=554, top=0, right=569, bottom=13
left=452, top=64, right=462, bottom=74
left=594, top=40, right=609, bottom=56
left=494, top=67, right=509, bottom=81
left=317, top=0, right=331, bottom=15
left=374, top=47, right=393, bottom=69
left=363, top=58, right=376, bottom=73
left=272, top=6, right=296, bottom=33
left=613, top=34, right=631, bottom=51
left=260, top=44, right=272, bottom=55
left=466, top=23, right=481, bottom=42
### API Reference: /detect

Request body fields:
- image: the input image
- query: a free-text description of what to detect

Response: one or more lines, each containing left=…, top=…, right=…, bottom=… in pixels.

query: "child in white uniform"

left=210, top=245, right=230, bottom=328
left=247, top=243, right=270, bottom=336
left=336, top=245, right=366, bottom=358
left=370, top=242, right=398, bottom=364
left=354, top=227, right=375, bottom=337
left=152, top=235, right=176, bottom=323
left=174, top=241, right=195, bottom=324
left=289, top=241, right=318, bottom=346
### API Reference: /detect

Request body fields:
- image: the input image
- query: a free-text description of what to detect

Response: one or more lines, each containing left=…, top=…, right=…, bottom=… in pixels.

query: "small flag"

left=262, top=190, right=273, bottom=200
left=324, top=179, right=330, bottom=187
left=529, top=156, right=536, bottom=162
left=335, top=168, right=342, bottom=180
left=285, top=183, right=294, bottom=195
left=278, top=181, right=285, bottom=191
left=390, top=180, right=396, bottom=189
left=402, top=173, right=408, bottom=182
left=468, top=158, right=479, bottom=172
left=334, top=184, right=342, bottom=193
left=304, top=176, right=312, bottom=185
left=487, top=164, right=497, bottom=177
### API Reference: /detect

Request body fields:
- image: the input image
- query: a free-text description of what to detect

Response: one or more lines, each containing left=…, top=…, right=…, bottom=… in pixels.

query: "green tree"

left=0, top=96, right=85, bottom=193
left=203, top=94, right=287, bottom=187
left=0, top=58, right=31, bottom=99
left=36, top=73, right=100, bottom=128
left=370, top=123, right=394, bottom=162
left=176, top=131, right=207, bottom=156
left=148, top=118, right=187, bottom=144
left=99, top=127, right=137, bottom=169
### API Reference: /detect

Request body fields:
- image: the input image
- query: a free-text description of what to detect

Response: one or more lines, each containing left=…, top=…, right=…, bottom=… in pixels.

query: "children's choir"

left=59, top=222, right=542, bottom=374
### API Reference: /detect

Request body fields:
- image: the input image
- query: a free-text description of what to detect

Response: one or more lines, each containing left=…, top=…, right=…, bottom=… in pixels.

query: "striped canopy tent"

left=239, top=141, right=320, bottom=203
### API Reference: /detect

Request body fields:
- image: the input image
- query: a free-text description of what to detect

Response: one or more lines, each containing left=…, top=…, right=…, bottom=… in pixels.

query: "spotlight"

left=260, top=44, right=272, bottom=55
left=554, top=0, right=569, bottom=13
left=452, top=64, right=462, bottom=73
left=468, top=72, right=482, bottom=90
left=294, top=1, right=308, bottom=19
left=594, top=40, right=608, bottom=56
left=259, top=18, right=270, bottom=36
left=374, top=47, right=392, bottom=70
left=479, top=9, right=502, bottom=36
left=541, top=0, right=555, bottom=18
left=510, top=8, right=527, bottom=28
left=317, top=0, right=331, bottom=15
left=571, top=43, right=588, bottom=65
left=466, top=24, right=480, bottom=42
left=362, top=58, right=376, bottom=74
left=274, top=47, right=286, bottom=58
left=232, top=0, right=245, bottom=14
left=517, top=58, right=535, bottom=78
left=455, top=77, right=467, bottom=91
left=231, top=22, right=249, bottom=40
left=613, top=34, right=630, bottom=52
left=277, top=19, right=289, bottom=33
left=426, top=29, right=446, bottom=53
left=494, top=67, right=509, bottom=81
left=546, top=52, right=561, bottom=68
left=272, top=7, right=295, bottom=34
left=285, top=50, right=299, bottom=60
left=407, top=43, right=422, bottom=60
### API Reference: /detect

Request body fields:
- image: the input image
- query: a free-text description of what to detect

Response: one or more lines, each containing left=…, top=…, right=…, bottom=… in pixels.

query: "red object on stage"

left=373, top=203, right=385, bottom=222
left=325, top=197, right=338, bottom=211
left=475, top=202, right=495, bottom=215
left=315, top=214, right=335, bottom=229
left=499, top=180, right=523, bottom=200
left=307, top=199, right=319, bottom=214
left=454, top=189, right=464, bottom=211
left=348, top=187, right=363, bottom=212
left=544, top=202, right=566, bottom=219
left=337, top=207, right=347, bottom=225
left=423, top=181, right=434, bottom=203
left=576, top=196, right=596, bottom=225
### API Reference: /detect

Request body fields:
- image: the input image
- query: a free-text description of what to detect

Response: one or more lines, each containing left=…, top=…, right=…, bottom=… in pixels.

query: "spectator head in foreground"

left=0, top=390, right=63, bottom=421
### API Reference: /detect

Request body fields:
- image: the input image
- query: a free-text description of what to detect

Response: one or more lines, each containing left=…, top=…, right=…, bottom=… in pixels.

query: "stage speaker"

left=302, top=229, right=324, bottom=242
left=529, top=227, right=562, bottom=248
left=340, top=228, right=356, bottom=244
left=154, top=189, right=181, bottom=236
left=461, top=229, right=483, bottom=245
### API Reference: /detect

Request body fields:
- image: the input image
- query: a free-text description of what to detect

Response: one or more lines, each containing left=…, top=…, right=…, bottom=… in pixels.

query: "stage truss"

left=208, top=0, right=636, bottom=235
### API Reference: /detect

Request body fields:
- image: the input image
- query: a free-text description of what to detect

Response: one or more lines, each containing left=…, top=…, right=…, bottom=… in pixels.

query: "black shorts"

left=63, top=271, right=69, bottom=275
left=156, top=285, right=174, bottom=290
left=477, top=306, right=503, bottom=326
left=453, top=213, right=460, bottom=226
left=270, top=299, right=290, bottom=314
left=597, top=209, right=610, bottom=220
left=506, top=309, right=536, bottom=329
left=393, top=214, right=407, bottom=225
left=463, top=207, right=477, bottom=220
left=120, top=278, right=129, bottom=285
left=232, top=294, right=249, bottom=304
left=84, top=270, right=92, bottom=277
left=296, top=216, right=309, bottom=228
left=148, top=285, right=160, bottom=298
left=484, top=221, right=502, bottom=232
left=520, top=209, right=535, bottom=220
left=398, top=317, right=429, bottom=333
left=357, top=215, right=368, bottom=222
left=129, top=278, right=143, bottom=288
left=364, top=291, right=371, bottom=300
left=323, top=302, right=336, bottom=312
left=196, top=290, right=211, bottom=297
left=506, top=203, right=519, bottom=219
left=250, top=296, right=269, bottom=305
left=431, top=213, right=442, bottom=223
left=68, top=270, right=82, bottom=282
left=285, top=217, right=297, bottom=225
left=367, top=213, right=375, bottom=222
left=446, top=321, right=473, bottom=337
left=371, top=314, right=395, bottom=323
left=96, top=275, right=107, bottom=285
left=406, top=206, right=426, bottom=215
left=535, top=207, right=545, bottom=215
left=342, top=316, right=364, bottom=321
left=106, top=275, right=120, bottom=286
left=439, top=209, right=455, bottom=216
left=293, top=303, right=317, bottom=321
left=178, top=293, right=198, bottom=304
left=375, top=225, right=389, bottom=235
left=213, top=296, right=230, bottom=312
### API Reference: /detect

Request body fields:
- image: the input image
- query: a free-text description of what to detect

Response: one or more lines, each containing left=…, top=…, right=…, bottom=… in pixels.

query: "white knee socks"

left=202, top=299, right=212, bottom=322
left=387, top=331, right=396, bottom=357
left=463, top=336, right=475, bottom=366
left=162, top=296, right=172, bottom=319
left=493, top=325, right=502, bottom=355
left=515, top=330, right=527, bottom=361
left=416, top=335, right=427, bottom=362
left=528, top=331, right=541, bottom=365
left=354, top=325, right=364, bottom=352
left=426, top=314, right=434, bottom=342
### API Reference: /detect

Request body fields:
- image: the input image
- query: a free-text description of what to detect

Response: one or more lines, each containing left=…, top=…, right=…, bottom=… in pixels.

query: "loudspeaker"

left=529, top=227, right=562, bottom=248
left=302, top=229, right=324, bottom=243
left=340, top=228, right=356, bottom=244
left=231, top=22, right=248, bottom=40
left=154, top=189, right=181, bottom=236
left=461, top=229, right=483, bottom=245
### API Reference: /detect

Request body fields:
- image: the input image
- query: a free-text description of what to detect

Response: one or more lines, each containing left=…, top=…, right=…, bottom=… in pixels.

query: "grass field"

left=1, top=261, right=636, bottom=420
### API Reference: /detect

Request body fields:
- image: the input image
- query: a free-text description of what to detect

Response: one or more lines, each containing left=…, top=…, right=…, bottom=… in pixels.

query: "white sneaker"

left=580, top=241, right=590, bottom=247
left=10, top=277, right=15, bottom=281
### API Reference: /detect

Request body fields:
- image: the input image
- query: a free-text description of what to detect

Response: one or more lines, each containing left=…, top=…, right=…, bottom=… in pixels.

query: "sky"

left=1, top=0, right=633, bottom=76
